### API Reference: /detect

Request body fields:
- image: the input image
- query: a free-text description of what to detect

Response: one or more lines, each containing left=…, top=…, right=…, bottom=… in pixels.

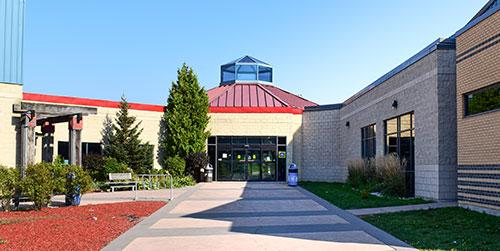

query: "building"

left=1, top=54, right=316, bottom=182
left=301, top=38, right=457, bottom=200
left=454, top=0, right=499, bottom=213
left=0, top=0, right=499, bottom=214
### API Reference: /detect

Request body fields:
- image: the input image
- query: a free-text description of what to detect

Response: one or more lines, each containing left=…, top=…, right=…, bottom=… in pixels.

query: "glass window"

left=384, top=112, right=415, bottom=197
left=208, top=136, right=216, bottom=145
left=361, top=124, right=376, bottom=159
left=278, top=137, right=286, bottom=145
left=85, top=143, right=102, bottom=155
left=218, top=136, right=231, bottom=144
left=58, top=141, right=69, bottom=161
left=236, top=65, right=257, bottom=80
left=221, top=65, right=235, bottom=83
left=465, top=83, right=500, bottom=116
left=232, top=136, right=246, bottom=145
left=263, top=136, right=277, bottom=145
left=57, top=141, right=102, bottom=161
left=400, top=114, right=412, bottom=131
left=258, top=66, right=272, bottom=82
left=247, top=137, right=261, bottom=145
left=386, top=117, right=398, bottom=134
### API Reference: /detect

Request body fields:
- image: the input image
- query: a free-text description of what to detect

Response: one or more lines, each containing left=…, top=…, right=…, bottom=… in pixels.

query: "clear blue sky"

left=23, top=0, right=487, bottom=105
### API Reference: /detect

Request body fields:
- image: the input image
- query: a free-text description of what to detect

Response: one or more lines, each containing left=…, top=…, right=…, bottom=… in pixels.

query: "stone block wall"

left=300, top=43, right=458, bottom=201
left=300, top=108, right=344, bottom=182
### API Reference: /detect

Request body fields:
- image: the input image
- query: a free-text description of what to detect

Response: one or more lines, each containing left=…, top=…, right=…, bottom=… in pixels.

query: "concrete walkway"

left=348, top=201, right=457, bottom=216
left=52, top=187, right=191, bottom=206
left=104, top=182, right=416, bottom=251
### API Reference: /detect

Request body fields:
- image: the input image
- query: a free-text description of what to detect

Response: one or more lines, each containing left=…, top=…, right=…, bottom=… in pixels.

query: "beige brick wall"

left=24, top=103, right=303, bottom=170
left=0, top=83, right=23, bottom=168
left=30, top=104, right=164, bottom=168
left=456, top=11, right=500, bottom=165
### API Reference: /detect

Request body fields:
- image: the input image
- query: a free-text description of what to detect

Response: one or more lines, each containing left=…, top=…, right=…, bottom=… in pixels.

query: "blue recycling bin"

left=288, top=163, right=298, bottom=186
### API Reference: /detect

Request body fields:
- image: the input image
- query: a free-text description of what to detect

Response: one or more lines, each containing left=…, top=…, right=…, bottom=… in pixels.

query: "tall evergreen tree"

left=103, top=96, right=153, bottom=172
left=160, top=64, right=210, bottom=162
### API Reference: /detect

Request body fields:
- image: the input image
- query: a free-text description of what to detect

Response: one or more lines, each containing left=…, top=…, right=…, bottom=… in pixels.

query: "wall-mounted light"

left=392, top=100, right=398, bottom=109
left=345, top=121, right=350, bottom=127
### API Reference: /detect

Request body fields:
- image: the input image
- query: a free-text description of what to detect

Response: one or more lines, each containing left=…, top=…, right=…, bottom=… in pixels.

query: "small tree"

left=160, top=64, right=210, bottom=164
left=103, top=96, right=153, bottom=172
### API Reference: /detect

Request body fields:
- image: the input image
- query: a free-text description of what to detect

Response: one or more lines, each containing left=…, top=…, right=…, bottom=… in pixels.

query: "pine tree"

left=160, top=64, right=210, bottom=162
left=103, top=96, right=153, bottom=172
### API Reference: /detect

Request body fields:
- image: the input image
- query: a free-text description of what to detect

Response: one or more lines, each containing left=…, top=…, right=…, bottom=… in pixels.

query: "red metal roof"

left=23, top=92, right=165, bottom=112
left=207, top=83, right=317, bottom=109
left=22, top=83, right=316, bottom=114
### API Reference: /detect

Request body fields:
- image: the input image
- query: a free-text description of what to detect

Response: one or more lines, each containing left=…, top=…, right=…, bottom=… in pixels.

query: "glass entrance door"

left=247, top=149, right=261, bottom=180
left=212, top=136, right=283, bottom=181
left=232, top=149, right=247, bottom=181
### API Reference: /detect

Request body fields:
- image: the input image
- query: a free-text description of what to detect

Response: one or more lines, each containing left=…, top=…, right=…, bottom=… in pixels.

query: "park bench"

left=108, top=173, right=137, bottom=195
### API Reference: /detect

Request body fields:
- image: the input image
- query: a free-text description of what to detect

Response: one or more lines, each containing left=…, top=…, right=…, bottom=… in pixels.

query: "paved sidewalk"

left=104, top=182, right=416, bottom=251
left=347, top=201, right=457, bottom=216
left=51, top=187, right=191, bottom=206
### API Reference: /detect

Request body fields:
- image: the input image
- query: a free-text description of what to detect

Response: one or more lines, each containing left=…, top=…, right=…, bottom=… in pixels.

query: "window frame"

left=463, top=82, right=500, bottom=117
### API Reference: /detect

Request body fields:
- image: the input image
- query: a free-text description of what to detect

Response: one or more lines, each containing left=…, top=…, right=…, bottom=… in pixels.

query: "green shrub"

left=164, top=156, right=185, bottom=177
left=82, top=154, right=106, bottom=181
left=21, top=163, right=55, bottom=210
left=0, top=165, right=19, bottom=211
left=100, top=157, right=131, bottom=180
left=185, top=152, right=208, bottom=182
left=172, top=175, right=196, bottom=188
left=64, top=165, right=93, bottom=195
left=52, top=157, right=68, bottom=194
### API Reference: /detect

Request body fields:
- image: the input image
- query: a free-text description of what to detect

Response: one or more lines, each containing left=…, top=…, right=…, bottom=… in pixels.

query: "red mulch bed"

left=0, top=201, right=166, bottom=251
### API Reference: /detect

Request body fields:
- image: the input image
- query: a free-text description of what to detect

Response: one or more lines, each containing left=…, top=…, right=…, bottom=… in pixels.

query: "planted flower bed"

left=0, top=201, right=165, bottom=251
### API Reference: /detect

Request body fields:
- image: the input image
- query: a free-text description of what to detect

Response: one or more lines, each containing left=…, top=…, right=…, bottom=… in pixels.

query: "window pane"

left=247, top=137, right=261, bottom=145
left=386, top=134, right=398, bottom=154
left=57, top=141, right=69, bottom=161
left=208, top=136, right=216, bottom=145
left=258, top=66, right=272, bottom=82
left=232, top=137, right=246, bottom=145
left=208, top=145, right=216, bottom=172
left=221, top=65, right=235, bottom=82
left=361, top=124, right=376, bottom=158
left=400, top=114, right=412, bottom=131
left=466, top=83, right=500, bottom=115
left=236, top=65, right=257, bottom=80
left=86, top=143, right=102, bottom=155
left=264, top=136, right=277, bottom=145
left=218, top=136, right=231, bottom=144
left=277, top=137, right=286, bottom=145
left=386, top=118, right=398, bottom=134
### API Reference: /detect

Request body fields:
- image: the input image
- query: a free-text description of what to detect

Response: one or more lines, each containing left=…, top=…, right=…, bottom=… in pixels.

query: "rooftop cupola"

left=220, top=56, right=273, bottom=86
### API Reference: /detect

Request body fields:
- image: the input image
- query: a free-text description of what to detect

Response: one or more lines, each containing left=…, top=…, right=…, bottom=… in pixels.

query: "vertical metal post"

left=169, top=173, right=174, bottom=200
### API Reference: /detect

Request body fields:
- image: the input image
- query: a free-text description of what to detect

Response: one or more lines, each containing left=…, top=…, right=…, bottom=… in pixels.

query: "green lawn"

left=299, top=181, right=428, bottom=209
left=363, top=207, right=500, bottom=251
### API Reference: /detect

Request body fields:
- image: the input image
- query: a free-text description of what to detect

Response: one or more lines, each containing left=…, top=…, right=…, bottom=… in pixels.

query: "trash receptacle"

left=205, top=164, right=214, bottom=182
left=288, top=163, right=298, bottom=186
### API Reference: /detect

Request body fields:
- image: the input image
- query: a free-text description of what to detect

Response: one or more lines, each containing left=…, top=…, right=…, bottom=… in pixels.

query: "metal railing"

left=137, top=173, right=174, bottom=200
